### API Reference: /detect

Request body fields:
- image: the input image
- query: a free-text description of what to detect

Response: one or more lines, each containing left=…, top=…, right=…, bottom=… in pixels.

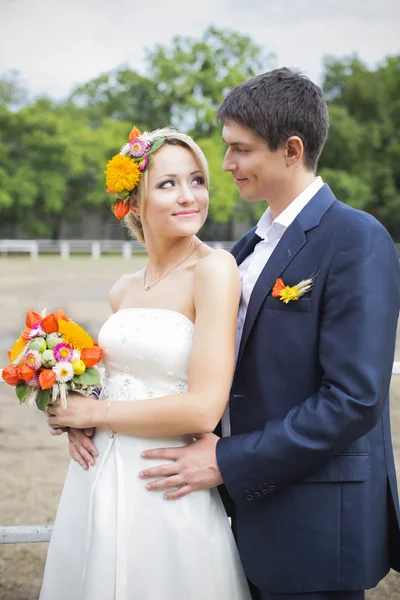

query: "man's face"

left=221, top=120, right=288, bottom=203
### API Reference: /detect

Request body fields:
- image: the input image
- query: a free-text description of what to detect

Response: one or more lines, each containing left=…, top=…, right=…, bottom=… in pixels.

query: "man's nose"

left=222, top=150, right=235, bottom=172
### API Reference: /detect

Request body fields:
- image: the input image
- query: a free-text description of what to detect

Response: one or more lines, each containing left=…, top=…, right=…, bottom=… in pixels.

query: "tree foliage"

left=0, top=30, right=398, bottom=239
left=320, top=55, right=400, bottom=234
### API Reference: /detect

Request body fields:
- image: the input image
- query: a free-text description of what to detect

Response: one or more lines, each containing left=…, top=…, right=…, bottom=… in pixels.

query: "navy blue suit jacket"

left=216, top=184, right=400, bottom=594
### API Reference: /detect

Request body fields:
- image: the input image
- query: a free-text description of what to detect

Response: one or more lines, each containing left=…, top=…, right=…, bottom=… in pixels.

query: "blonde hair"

left=124, top=127, right=209, bottom=244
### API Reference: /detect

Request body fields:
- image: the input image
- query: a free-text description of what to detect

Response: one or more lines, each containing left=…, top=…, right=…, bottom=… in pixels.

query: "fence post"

left=31, top=241, right=39, bottom=260
left=122, top=241, right=132, bottom=259
left=60, top=241, right=70, bottom=260
left=91, top=241, right=101, bottom=260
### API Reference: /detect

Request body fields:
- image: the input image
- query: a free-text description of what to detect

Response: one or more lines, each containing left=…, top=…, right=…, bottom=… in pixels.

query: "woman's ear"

left=129, top=194, right=140, bottom=217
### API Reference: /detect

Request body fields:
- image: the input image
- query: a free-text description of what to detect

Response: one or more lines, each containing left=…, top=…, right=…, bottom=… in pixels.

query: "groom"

left=138, top=68, right=400, bottom=599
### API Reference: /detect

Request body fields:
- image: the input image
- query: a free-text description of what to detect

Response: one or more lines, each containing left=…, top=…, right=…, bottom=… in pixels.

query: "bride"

left=41, top=126, right=251, bottom=600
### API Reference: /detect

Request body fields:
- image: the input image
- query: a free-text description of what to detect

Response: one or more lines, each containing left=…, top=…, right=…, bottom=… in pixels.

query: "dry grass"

left=0, top=257, right=399, bottom=600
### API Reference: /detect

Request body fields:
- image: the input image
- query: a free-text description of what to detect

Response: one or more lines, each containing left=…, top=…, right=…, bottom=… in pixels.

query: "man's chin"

left=239, top=190, right=264, bottom=203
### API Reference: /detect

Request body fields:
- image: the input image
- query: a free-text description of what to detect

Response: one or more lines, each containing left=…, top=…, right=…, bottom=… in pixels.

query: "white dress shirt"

left=221, top=176, right=324, bottom=437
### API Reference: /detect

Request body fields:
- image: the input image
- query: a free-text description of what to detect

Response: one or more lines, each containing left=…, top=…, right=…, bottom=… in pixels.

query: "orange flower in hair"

left=128, top=126, right=143, bottom=142
left=113, top=201, right=131, bottom=220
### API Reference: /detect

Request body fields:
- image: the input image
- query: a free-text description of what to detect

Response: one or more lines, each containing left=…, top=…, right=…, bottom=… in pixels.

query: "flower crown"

left=104, top=126, right=165, bottom=219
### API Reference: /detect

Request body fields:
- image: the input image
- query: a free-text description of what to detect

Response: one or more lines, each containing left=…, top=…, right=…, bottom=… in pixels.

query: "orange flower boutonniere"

left=272, top=277, right=314, bottom=304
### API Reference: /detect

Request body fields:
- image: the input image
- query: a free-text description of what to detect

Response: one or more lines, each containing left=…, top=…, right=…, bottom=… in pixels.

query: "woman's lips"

left=173, top=210, right=199, bottom=218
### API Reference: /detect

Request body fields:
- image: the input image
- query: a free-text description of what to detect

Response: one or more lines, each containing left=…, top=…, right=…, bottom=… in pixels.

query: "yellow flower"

left=57, top=320, right=94, bottom=351
left=72, top=359, right=86, bottom=375
left=104, top=154, right=142, bottom=193
left=279, top=286, right=301, bottom=304
left=10, top=336, right=28, bottom=364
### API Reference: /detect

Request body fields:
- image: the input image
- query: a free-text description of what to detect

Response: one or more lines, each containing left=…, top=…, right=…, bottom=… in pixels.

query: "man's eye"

left=235, top=147, right=247, bottom=153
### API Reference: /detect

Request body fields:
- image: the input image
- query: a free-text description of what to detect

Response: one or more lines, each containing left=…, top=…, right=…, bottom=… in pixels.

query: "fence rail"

left=0, top=239, right=235, bottom=259
left=0, top=525, right=53, bottom=544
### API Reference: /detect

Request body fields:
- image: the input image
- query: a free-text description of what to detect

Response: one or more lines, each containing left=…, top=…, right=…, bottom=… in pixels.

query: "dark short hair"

left=217, top=68, right=329, bottom=171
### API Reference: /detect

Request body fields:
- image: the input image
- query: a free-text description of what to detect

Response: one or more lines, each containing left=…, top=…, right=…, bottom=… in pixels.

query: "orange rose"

left=272, top=278, right=286, bottom=298
left=39, top=369, right=57, bottom=390
left=21, top=327, right=32, bottom=341
left=53, top=308, right=68, bottom=322
left=81, top=346, right=103, bottom=368
left=128, top=126, right=143, bottom=142
left=2, top=365, right=20, bottom=386
left=41, top=313, right=59, bottom=334
left=113, top=201, right=130, bottom=220
left=26, top=310, right=42, bottom=329
left=18, top=364, right=37, bottom=382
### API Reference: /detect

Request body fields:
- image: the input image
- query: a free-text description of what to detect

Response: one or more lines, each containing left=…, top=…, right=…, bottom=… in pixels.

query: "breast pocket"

left=264, top=295, right=312, bottom=313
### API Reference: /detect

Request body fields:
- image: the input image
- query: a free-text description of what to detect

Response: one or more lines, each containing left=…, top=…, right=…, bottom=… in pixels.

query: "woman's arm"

left=48, top=251, right=241, bottom=437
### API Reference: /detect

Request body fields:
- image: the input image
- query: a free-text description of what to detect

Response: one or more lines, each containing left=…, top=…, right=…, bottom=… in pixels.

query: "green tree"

left=320, top=55, right=400, bottom=234
left=146, top=25, right=274, bottom=137
left=69, top=69, right=172, bottom=128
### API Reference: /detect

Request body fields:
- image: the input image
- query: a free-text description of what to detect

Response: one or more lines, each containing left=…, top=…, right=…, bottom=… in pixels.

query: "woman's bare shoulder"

left=195, top=247, right=238, bottom=275
left=108, top=271, right=143, bottom=312
left=193, top=248, right=240, bottom=295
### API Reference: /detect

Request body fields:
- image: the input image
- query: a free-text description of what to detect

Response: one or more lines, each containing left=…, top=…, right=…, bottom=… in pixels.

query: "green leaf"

left=72, top=367, right=101, bottom=385
left=149, top=139, right=164, bottom=154
left=36, top=388, right=51, bottom=411
left=15, top=382, right=29, bottom=404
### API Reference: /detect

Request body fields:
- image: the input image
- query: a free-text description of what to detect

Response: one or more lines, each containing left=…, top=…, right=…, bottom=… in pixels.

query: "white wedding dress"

left=40, top=308, right=251, bottom=600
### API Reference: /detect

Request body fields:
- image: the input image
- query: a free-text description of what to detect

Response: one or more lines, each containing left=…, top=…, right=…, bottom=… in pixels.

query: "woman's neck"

left=144, top=235, right=200, bottom=279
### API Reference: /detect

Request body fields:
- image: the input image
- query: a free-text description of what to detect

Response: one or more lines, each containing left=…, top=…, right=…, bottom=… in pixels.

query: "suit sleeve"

left=217, top=215, right=400, bottom=509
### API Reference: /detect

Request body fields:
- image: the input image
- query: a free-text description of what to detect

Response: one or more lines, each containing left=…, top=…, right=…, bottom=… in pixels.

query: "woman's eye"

left=192, top=176, right=205, bottom=185
left=159, top=180, right=175, bottom=189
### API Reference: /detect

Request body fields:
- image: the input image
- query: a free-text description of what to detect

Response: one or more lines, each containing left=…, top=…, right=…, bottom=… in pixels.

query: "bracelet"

left=104, top=402, right=114, bottom=439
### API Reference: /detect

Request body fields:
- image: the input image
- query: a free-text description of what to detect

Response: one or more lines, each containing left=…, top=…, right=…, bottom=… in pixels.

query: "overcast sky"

left=1, top=0, right=399, bottom=100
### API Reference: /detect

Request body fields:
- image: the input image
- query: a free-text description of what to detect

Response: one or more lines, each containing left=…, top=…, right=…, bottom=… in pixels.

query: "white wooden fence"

left=0, top=239, right=234, bottom=259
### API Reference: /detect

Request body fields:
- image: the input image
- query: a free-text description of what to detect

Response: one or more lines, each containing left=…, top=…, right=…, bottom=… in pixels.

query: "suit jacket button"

left=253, top=491, right=260, bottom=498
left=261, top=488, right=268, bottom=495
left=245, top=494, right=253, bottom=502
left=267, top=485, right=276, bottom=492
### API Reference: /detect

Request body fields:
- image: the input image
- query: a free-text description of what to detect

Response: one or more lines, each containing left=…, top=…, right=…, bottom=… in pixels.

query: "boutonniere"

left=272, top=277, right=314, bottom=304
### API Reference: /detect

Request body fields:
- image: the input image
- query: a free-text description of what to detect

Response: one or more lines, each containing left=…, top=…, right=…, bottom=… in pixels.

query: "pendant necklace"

left=144, top=242, right=203, bottom=291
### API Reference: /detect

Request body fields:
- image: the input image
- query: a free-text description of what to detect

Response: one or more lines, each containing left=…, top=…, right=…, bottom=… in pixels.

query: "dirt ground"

left=0, top=257, right=399, bottom=600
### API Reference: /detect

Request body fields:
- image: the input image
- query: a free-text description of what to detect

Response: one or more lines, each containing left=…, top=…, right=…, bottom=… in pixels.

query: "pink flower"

left=139, top=155, right=149, bottom=171
left=53, top=342, right=73, bottom=362
left=25, top=350, right=41, bottom=371
left=130, top=139, right=146, bottom=158
left=28, top=323, right=46, bottom=338
left=27, top=374, right=40, bottom=388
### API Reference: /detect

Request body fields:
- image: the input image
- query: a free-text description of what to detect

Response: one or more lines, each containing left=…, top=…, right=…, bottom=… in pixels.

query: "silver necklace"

left=144, top=242, right=203, bottom=291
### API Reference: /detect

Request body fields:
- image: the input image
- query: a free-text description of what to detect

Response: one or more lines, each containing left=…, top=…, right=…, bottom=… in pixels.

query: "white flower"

left=53, top=362, right=74, bottom=383
left=72, top=349, right=81, bottom=361
left=119, top=143, right=131, bottom=155
left=138, top=131, right=154, bottom=145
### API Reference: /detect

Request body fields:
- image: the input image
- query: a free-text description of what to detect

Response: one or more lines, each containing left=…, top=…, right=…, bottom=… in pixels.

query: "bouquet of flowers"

left=2, top=309, right=102, bottom=411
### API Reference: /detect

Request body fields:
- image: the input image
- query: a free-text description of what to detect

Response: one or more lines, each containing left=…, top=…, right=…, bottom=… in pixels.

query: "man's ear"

left=285, top=136, right=304, bottom=166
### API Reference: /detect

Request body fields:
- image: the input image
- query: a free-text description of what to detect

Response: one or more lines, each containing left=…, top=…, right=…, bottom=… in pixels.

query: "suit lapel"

left=235, top=184, right=337, bottom=371
left=236, top=220, right=306, bottom=369
left=233, top=231, right=261, bottom=266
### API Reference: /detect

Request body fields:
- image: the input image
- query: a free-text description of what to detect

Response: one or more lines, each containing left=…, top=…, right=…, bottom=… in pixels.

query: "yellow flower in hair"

left=104, top=154, right=142, bottom=194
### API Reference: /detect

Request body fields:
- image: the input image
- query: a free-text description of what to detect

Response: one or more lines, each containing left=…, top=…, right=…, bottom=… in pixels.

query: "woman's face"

left=138, top=144, right=209, bottom=241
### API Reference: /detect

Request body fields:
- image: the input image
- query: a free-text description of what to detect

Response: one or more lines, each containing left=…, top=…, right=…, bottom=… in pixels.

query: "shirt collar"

left=255, top=176, right=324, bottom=240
